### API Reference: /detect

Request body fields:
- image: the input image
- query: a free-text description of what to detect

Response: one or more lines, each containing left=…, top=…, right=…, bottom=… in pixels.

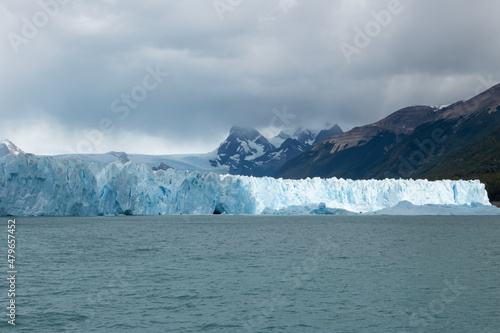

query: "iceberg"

left=371, top=201, right=500, bottom=215
left=0, top=154, right=496, bottom=216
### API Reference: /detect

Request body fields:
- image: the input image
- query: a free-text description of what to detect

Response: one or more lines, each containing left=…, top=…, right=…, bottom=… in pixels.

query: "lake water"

left=1, top=215, right=500, bottom=332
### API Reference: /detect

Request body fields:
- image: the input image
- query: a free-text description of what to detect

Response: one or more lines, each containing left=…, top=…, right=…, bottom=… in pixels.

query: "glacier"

left=0, top=153, right=496, bottom=216
left=0, top=154, right=98, bottom=216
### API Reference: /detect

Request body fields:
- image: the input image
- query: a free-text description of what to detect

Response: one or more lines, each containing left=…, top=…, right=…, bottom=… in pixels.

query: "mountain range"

left=276, top=83, right=500, bottom=202
left=2, top=83, right=500, bottom=202
left=7, top=124, right=342, bottom=177
left=209, top=125, right=342, bottom=176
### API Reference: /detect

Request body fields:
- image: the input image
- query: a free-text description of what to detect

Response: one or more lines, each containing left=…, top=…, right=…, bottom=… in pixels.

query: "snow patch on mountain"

left=269, top=127, right=319, bottom=148
left=244, top=139, right=266, bottom=160
left=0, top=139, right=24, bottom=157
left=42, top=124, right=342, bottom=177
left=209, top=126, right=276, bottom=174
left=208, top=125, right=343, bottom=176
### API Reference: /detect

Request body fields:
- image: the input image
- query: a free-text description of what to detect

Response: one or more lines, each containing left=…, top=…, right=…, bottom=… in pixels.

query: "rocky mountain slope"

left=0, top=139, right=24, bottom=157
left=210, top=125, right=342, bottom=176
left=276, top=83, right=500, bottom=201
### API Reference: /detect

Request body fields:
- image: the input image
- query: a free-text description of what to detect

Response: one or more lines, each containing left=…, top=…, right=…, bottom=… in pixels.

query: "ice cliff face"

left=0, top=154, right=98, bottom=216
left=0, top=154, right=492, bottom=216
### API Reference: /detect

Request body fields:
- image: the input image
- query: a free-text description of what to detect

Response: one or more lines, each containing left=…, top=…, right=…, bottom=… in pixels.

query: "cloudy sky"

left=1, top=0, right=499, bottom=155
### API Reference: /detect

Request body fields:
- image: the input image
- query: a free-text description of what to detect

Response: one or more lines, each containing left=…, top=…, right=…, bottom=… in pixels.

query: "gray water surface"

left=2, top=215, right=499, bottom=332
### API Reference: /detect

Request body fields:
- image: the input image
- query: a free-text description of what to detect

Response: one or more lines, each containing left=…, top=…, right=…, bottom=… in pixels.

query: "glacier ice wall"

left=0, top=154, right=492, bottom=216
left=0, top=154, right=98, bottom=216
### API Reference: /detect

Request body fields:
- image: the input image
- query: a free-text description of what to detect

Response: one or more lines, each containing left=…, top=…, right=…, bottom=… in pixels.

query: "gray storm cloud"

left=1, top=0, right=499, bottom=154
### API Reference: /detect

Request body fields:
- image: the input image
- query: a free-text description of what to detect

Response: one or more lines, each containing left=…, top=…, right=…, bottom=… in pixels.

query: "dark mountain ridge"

left=276, top=83, right=500, bottom=201
left=210, top=124, right=343, bottom=176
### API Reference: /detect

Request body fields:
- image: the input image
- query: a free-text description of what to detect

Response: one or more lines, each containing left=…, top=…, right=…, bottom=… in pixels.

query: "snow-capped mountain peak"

left=209, top=126, right=275, bottom=174
left=270, top=127, right=315, bottom=148
left=209, top=124, right=343, bottom=177
left=38, top=123, right=343, bottom=178
left=270, top=125, right=343, bottom=148
left=228, top=126, right=263, bottom=140
left=0, top=139, right=24, bottom=157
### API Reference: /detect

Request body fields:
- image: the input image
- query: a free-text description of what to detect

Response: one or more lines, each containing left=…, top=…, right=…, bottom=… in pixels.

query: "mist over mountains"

left=209, top=125, right=343, bottom=176
left=276, top=83, right=500, bottom=202
left=2, top=83, right=500, bottom=202
left=3, top=124, right=342, bottom=177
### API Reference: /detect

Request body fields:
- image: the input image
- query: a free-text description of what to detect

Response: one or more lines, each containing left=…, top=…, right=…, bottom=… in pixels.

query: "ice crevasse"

left=0, top=154, right=493, bottom=216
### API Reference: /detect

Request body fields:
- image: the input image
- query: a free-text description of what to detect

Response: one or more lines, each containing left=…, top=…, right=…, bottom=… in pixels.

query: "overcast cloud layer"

left=1, top=0, right=499, bottom=155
